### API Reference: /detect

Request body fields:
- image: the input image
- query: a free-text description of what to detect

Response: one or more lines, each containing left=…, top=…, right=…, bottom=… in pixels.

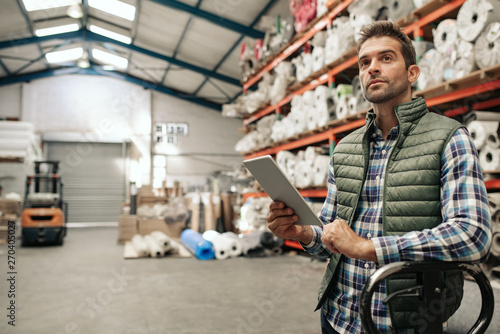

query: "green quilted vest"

left=316, top=98, right=465, bottom=330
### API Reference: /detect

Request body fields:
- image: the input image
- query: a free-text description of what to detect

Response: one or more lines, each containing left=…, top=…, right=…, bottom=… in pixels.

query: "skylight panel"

left=45, top=47, right=83, bottom=63
left=23, top=0, right=79, bottom=11
left=89, top=25, right=131, bottom=44
left=88, top=0, right=136, bottom=21
left=35, top=23, right=79, bottom=37
left=92, top=49, right=128, bottom=69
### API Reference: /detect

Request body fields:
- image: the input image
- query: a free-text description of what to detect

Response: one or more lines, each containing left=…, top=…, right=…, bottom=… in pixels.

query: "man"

left=267, top=21, right=491, bottom=333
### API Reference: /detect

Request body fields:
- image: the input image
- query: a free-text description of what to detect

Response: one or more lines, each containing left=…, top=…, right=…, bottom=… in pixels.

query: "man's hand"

left=267, top=201, right=313, bottom=244
left=321, top=219, right=377, bottom=262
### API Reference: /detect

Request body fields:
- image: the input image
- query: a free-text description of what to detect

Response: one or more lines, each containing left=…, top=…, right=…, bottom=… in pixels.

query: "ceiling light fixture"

left=35, top=23, right=79, bottom=37
left=88, top=0, right=136, bottom=21
left=67, top=3, right=83, bottom=18
left=23, top=0, right=80, bottom=11
left=46, top=47, right=83, bottom=64
left=77, top=51, right=90, bottom=68
left=92, top=49, right=128, bottom=69
left=89, top=25, right=131, bottom=44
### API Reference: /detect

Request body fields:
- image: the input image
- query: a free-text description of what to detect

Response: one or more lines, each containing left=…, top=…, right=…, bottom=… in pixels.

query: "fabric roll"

left=486, top=126, right=500, bottom=148
left=348, top=96, right=358, bottom=115
left=417, top=49, right=445, bottom=91
left=0, top=138, right=30, bottom=151
left=474, top=22, right=500, bottom=69
left=303, top=90, right=315, bottom=106
left=305, top=146, right=323, bottom=166
left=266, top=246, right=283, bottom=256
left=386, top=0, right=414, bottom=22
left=413, top=0, right=432, bottom=8
left=313, top=155, right=331, bottom=186
left=277, top=150, right=296, bottom=176
left=181, top=229, right=215, bottom=260
left=283, top=116, right=296, bottom=139
left=490, top=226, right=500, bottom=257
left=307, top=107, right=318, bottom=131
left=443, top=39, right=476, bottom=81
left=0, top=121, right=34, bottom=131
left=0, top=130, right=33, bottom=139
left=202, top=230, right=231, bottom=260
left=131, top=234, right=149, bottom=257
left=239, top=231, right=264, bottom=255
left=221, top=232, right=243, bottom=257
left=433, top=19, right=459, bottom=56
left=286, top=156, right=297, bottom=184
left=294, top=160, right=314, bottom=188
left=301, top=52, right=313, bottom=81
left=467, top=121, right=499, bottom=149
left=479, top=145, right=500, bottom=171
left=314, top=85, right=330, bottom=109
left=312, top=46, right=325, bottom=73
left=144, top=235, right=163, bottom=258
left=335, top=95, right=350, bottom=120
left=335, top=84, right=353, bottom=99
left=316, top=104, right=330, bottom=128
left=352, top=76, right=363, bottom=97
left=488, top=193, right=500, bottom=217
left=150, top=231, right=175, bottom=253
left=457, top=0, right=500, bottom=42
left=325, top=16, right=355, bottom=64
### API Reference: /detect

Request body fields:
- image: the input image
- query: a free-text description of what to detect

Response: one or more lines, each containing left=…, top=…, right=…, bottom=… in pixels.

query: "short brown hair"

left=357, top=21, right=416, bottom=69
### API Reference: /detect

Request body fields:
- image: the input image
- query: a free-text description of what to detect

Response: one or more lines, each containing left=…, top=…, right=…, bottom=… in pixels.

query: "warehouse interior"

left=1, top=0, right=500, bottom=333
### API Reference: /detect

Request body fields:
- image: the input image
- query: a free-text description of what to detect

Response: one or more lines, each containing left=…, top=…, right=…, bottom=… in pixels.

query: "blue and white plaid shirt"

left=303, top=123, right=491, bottom=333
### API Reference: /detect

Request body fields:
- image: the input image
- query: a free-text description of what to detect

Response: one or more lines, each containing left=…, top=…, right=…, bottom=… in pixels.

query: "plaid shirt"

left=303, top=124, right=491, bottom=333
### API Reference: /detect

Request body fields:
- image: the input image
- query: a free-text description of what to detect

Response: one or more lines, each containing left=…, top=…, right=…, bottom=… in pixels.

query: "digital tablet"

left=243, top=155, right=322, bottom=226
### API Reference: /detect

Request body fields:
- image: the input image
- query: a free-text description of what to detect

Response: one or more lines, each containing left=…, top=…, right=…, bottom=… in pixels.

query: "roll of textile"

left=294, top=160, right=315, bottom=188
left=286, top=156, right=297, bottom=184
left=266, top=246, right=283, bottom=256
left=486, top=125, right=500, bottom=148
left=490, top=226, right=500, bottom=257
left=416, top=49, right=445, bottom=91
left=221, top=232, right=243, bottom=257
left=413, top=0, right=432, bottom=8
left=316, top=104, right=331, bottom=128
left=467, top=121, right=499, bottom=150
left=290, top=110, right=308, bottom=136
left=291, top=95, right=304, bottom=113
left=144, top=235, right=164, bottom=258
left=443, top=40, right=476, bottom=81
left=325, top=16, right=355, bottom=64
left=312, top=46, right=325, bottom=73
left=335, top=95, right=350, bottom=120
left=352, top=75, right=363, bottom=98
left=413, top=40, right=434, bottom=59
left=150, top=231, right=175, bottom=253
left=131, top=234, right=149, bottom=257
left=457, top=0, right=500, bottom=42
left=303, top=90, right=315, bottom=107
left=348, top=0, right=382, bottom=41
left=302, top=52, right=313, bottom=80
left=202, top=230, right=231, bottom=260
left=386, top=0, right=414, bottom=22
left=433, top=19, right=459, bottom=56
left=348, top=96, right=358, bottom=115
left=0, top=138, right=30, bottom=151
left=474, top=22, right=500, bottom=69
left=277, top=150, right=296, bottom=176
left=305, top=146, right=324, bottom=166
left=0, top=130, right=33, bottom=139
left=307, top=107, right=318, bottom=131
left=314, top=85, right=330, bottom=109
left=479, top=145, right=500, bottom=171
left=313, top=155, right=331, bottom=186
left=239, top=231, right=264, bottom=256
left=488, top=193, right=500, bottom=217
left=181, top=229, right=215, bottom=260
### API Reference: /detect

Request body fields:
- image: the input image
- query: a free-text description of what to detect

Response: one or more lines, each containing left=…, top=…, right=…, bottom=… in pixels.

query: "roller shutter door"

left=46, top=142, right=126, bottom=223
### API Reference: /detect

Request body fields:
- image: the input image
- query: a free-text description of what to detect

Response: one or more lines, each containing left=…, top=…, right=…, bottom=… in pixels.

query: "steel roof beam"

left=149, top=0, right=265, bottom=39
left=0, top=66, right=222, bottom=111
left=0, top=30, right=241, bottom=86
left=0, top=59, right=11, bottom=75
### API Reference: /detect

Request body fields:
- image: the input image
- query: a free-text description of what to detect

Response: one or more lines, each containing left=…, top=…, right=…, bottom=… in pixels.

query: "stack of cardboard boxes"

left=0, top=199, right=22, bottom=244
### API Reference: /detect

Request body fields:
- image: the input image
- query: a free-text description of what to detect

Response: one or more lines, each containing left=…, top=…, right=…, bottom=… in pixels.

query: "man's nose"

left=368, top=60, right=380, bottom=75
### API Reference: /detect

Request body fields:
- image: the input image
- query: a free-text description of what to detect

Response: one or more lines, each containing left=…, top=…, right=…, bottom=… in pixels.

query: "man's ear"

left=408, top=64, right=420, bottom=83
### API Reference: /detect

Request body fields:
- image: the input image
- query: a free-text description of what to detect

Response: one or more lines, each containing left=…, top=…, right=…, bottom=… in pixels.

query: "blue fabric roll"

left=181, top=229, right=215, bottom=260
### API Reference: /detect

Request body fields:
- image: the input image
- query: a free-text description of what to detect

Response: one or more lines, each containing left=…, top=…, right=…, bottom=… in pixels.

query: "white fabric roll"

left=443, top=39, right=476, bottom=81
left=221, top=232, right=243, bottom=257
left=283, top=116, right=296, bottom=139
left=0, top=130, right=33, bottom=139
left=307, top=107, right=318, bottom=131
left=131, top=234, right=149, bottom=257
left=386, top=0, right=414, bottom=22
left=239, top=231, right=263, bottom=255
left=203, top=230, right=231, bottom=260
left=479, top=145, right=500, bottom=171
left=413, top=0, right=431, bottom=8
left=302, top=90, right=315, bottom=106
left=0, top=138, right=30, bottom=151
left=433, top=19, right=459, bottom=56
left=312, top=46, right=325, bottom=73
left=348, top=96, right=358, bottom=115
left=486, top=125, right=500, bottom=148
left=289, top=110, right=308, bottom=136
left=286, top=157, right=297, bottom=185
left=417, top=49, right=445, bottom=91
left=276, top=150, right=295, bottom=176
left=491, top=230, right=500, bottom=257
left=488, top=193, right=500, bottom=216
left=314, top=85, right=330, bottom=109
left=150, top=231, right=175, bottom=253
left=474, top=22, right=500, bottom=69
left=294, top=160, right=314, bottom=188
left=144, top=235, right=164, bottom=258
left=301, top=53, right=313, bottom=80
left=305, top=146, right=323, bottom=166
left=316, top=104, right=330, bottom=128
left=467, top=121, right=499, bottom=149
left=335, top=95, right=350, bottom=120
left=0, top=150, right=27, bottom=158
left=457, top=0, right=500, bottom=42
left=313, top=155, right=330, bottom=186
left=352, top=76, right=363, bottom=98
left=325, top=16, right=356, bottom=64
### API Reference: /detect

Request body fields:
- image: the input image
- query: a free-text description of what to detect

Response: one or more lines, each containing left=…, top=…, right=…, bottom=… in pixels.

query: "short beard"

left=364, top=78, right=409, bottom=104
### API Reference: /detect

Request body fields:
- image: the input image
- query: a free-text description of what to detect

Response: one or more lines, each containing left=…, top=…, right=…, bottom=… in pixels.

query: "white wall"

left=152, top=92, right=242, bottom=191
left=0, top=83, right=22, bottom=119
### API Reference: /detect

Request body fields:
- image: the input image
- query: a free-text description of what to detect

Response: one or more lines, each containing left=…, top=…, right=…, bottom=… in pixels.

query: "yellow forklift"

left=21, top=161, right=67, bottom=246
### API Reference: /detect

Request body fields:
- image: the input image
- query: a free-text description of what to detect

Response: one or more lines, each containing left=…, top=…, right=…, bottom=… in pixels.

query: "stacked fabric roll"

left=130, top=232, right=180, bottom=258
left=324, top=16, right=356, bottom=65
left=457, top=0, right=500, bottom=43
left=241, top=72, right=274, bottom=114
left=334, top=84, right=354, bottom=120
left=202, top=230, right=243, bottom=260
left=311, top=31, right=327, bottom=73
left=234, top=114, right=276, bottom=153
left=270, top=62, right=293, bottom=105
left=385, top=0, right=415, bottom=22
left=238, top=197, right=273, bottom=231
left=348, top=0, right=383, bottom=41
left=467, top=120, right=500, bottom=171
left=474, top=22, right=500, bottom=69
left=0, top=121, right=41, bottom=160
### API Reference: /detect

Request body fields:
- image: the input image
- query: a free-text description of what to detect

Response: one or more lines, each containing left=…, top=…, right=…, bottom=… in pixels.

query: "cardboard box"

left=0, top=199, right=21, bottom=216
left=138, top=218, right=186, bottom=238
left=117, top=215, right=138, bottom=243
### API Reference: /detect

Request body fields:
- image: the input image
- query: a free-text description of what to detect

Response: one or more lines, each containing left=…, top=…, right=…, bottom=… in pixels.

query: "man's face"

left=358, top=36, right=412, bottom=104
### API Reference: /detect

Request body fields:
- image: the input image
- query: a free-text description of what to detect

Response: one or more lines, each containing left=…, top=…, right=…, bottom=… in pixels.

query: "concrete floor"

left=0, top=227, right=498, bottom=334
